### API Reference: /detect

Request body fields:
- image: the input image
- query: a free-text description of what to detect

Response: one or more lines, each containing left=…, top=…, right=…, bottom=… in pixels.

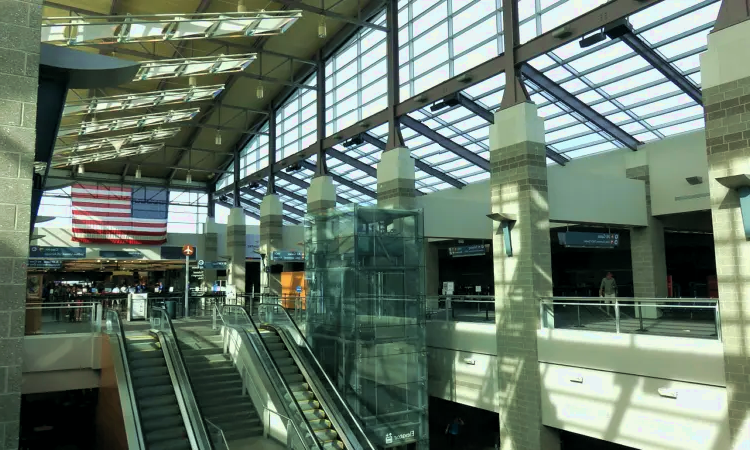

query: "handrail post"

left=715, top=301, right=722, bottom=341
left=637, top=300, right=646, bottom=332
left=614, top=297, right=620, bottom=334
left=445, top=297, right=451, bottom=323
left=212, top=304, right=217, bottom=330
left=574, top=300, right=583, bottom=328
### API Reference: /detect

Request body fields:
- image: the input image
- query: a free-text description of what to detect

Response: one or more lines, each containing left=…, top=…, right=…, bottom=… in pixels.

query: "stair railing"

left=204, top=418, right=230, bottom=450
left=213, top=303, right=324, bottom=450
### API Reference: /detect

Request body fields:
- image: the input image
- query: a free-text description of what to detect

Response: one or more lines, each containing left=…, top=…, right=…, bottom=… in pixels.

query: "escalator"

left=125, top=334, right=191, bottom=450
left=215, top=304, right=377, bottom=450
left=104, top=309, right=215, bottom=450
left=258, top=326, right=344, bottom=449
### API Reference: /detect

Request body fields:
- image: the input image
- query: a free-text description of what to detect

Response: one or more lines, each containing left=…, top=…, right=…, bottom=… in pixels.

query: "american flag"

left=71, top=183, right=168, bottom=245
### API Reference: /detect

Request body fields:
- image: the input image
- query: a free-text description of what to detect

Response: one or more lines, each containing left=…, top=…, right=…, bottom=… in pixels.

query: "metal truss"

left=400, top=115, right=490, bottom=171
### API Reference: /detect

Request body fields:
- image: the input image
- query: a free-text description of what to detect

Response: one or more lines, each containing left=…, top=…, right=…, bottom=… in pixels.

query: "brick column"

left=490, top=102, right=559, bottom=450
left=201, top=218, right=218, bottom=292
left=226, top=208, right=246, bottom=295
left=260, top=194, right=283, bottom=295
left=700, top=18, right=750, bottom=449
left=0, top=2, right=40, bottom=448
left=377, top=147, right=416, bottom=209
left=307, top=175, right=336, bottom=215
left=626, top=166, right=667, bottom=318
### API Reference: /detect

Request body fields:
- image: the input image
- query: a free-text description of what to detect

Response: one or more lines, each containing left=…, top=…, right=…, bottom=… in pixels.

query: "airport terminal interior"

left=1, top=0, right=750, bottom=449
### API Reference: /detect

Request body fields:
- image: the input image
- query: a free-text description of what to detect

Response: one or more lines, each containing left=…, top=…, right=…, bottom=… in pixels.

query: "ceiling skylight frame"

left=42, top=10, right=302, bottom=46
left=134, top=54, right=257, bottom=81
left=58, top=108, right=200, bottom=137
left=63, top=85, right=225, bottom=116
left=55, top=128, right=181, bottom=155
left=51, top=143, right=166, bottom=168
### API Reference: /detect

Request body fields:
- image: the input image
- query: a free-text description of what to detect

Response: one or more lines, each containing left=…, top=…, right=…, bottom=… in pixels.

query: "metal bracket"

left=487, top=212, right=517, bottom=257
left=716, top=174, right=750, bottom=239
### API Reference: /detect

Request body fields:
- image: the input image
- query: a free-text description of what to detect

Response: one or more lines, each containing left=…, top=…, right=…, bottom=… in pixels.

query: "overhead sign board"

left=28, top=259, right=63, bottom=269
left=161, top=246, right=197, bottom=260
left=99, top=250, right=145, bottom=259
left=271, top=250, right=304, bottom=262
left=198, top=260, right=228, bottom=270
left=29, top=246, right=86, bottom=259
left=559, top=232, right=620, bottom=249
left=448, top=244, right=488, bottom=257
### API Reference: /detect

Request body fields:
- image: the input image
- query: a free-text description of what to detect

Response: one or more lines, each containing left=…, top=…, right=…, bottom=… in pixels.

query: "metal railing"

left=255, top=302, right=379, bottom=450
left=214, top=304, right=322, bottom=450
left=104, top=309, right=146, bottom=450
left=425, top=295, right=495, bottom=322
left=25, top=301, right=102, bottom=335
left=539, top=297, right=721, bottom=341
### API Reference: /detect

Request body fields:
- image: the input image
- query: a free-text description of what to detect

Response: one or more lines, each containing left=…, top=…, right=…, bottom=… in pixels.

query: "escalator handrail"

left=104, top=309, right=146, bottom=450
left=212, top=306, right=311, bottom=449
left=218, top=304, right=324, bottom=450
left=255, top=302, right=378, bottom=450
left=151, top=307, right=214, bottom=450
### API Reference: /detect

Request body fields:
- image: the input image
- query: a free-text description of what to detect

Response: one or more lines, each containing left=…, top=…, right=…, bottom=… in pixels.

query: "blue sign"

left=29, top=246, right=86, bottom=259
left=99, top=250, right=144, bottom=259
left=559, top=232, right=620, bottom=249
left=28, top=259, right=63, bottom=269
left=271, top=250, right=304, bottom=262
left=448, top=244, right=488, bottom=257
left=161, top=246, right=197, bottom=260
left=296, top=286, right=302, bottom=293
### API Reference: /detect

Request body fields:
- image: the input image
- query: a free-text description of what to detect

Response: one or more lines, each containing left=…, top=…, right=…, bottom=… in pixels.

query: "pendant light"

left=77, top=164, right=85, bottom=174
left=135, top=165, right=142, bottom=179
left=318, top=17, right=327, bottom=38
left=186, top=170, right=192, bottom=184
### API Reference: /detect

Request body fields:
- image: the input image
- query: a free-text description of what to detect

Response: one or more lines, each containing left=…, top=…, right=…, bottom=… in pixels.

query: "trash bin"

left=165, top=300, right=177, bottom=320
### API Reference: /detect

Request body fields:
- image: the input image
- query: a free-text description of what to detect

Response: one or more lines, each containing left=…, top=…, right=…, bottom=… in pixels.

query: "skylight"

left=42, top=11, right=302, bottom=46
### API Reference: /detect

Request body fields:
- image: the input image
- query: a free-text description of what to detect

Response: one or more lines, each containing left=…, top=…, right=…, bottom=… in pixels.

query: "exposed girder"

left=400, top=115, right=490, bottom=171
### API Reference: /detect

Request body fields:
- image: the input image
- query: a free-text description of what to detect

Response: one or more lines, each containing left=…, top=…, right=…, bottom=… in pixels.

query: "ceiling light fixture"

left=579, top=30, right=607, bottom=48
left=135, top=165, right=142, bottom=179
left=188, top=76, right=198, bottom=87
left=318, top=17, right=327, bottom=39
left=77, top=164, right=85, bottom=174
left=186, top=170, right=193, bottom=184
left=256, top=82, right=264, bottom=99
left=42, top=11, right=302, bottom=46
left=215, top=129, right=222, bottom=145
left=237, top=0, right=247, bottom=12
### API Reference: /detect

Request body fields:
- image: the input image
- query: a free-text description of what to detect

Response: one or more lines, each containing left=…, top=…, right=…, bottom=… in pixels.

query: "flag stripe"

left=71, top=182, right=167, bottom=246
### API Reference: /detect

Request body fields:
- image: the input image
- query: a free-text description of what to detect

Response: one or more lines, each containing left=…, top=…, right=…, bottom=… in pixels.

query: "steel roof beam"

left=215, top=199, right=260, bottom=220
left=275, top=171, right=352, bottom=204
left=609, top=26, right=702, bottom=105
left=359, top=133, right=465, bottom=189
left=271, top=0, right=388, bottom=31
left=216, top=0, right=665, bottom=195
left=449, top=93, right=568, bottom=166
left=241, top=187, right=306, bottom=217
left=228, top=193, right=301, bottom=224
left=520, top=64, right=640, bottom=151
left=299, top=161, right=377, bottom=198
left=327, top=147, right=377, bottom=178
left=400, top=115, right=490, bottom=171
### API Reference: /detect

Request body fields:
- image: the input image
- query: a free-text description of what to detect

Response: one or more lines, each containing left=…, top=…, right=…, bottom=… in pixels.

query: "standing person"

left=599, top=272, right=618, bottom=314
left=445, top=417, right=464, bottom=448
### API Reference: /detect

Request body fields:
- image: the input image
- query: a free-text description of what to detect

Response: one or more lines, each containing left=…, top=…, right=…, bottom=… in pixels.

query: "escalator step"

left=283, top=373, right=305, bottom=383
left=292, top=390, right=314, bottom=401
left=202, top=400, right=256, bottom=416
left=314, top=429, right=339, bottom=442
left=295, top=399, right=321, bottom=411
left=148, top=438, right=191, bottom=450
left=131, top=366, right=169, bottom=379
left=194, top=379, right=242, bottom=394
left=141, top=414, right=184, bottom=432
left=145, top=426, right=187, bottom=443
left=139, top=405, right=180, bottom=420
left=132, top=374, right=171, bottom=388
left=135, top=384, right=174, bottom=398
left=139, top=394, right=177, bottom=409
left=307, top=419, right=333, bottom=431
left=303, top=409, right=327, bottom=420
left=129, top=357, right=167, bottom=370
left=322, top=440, right=346, bottom=450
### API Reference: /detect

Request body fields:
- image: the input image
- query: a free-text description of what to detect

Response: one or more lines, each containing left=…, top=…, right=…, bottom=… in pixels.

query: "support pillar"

left=377, top=147, right=416, bottom=209
left=260, top=194, right=283, bottom=296
left=490, top=102, right=559, bottom=450
left=0, top=2, right=40, bottom=448
left=626, top=166, right=667, bottom=319
left=307, top=176, right=336, bottom=214
left=226, top=208, right=246, bottom=295
left=202, top=217, right=218, bottom=292
left=700, top=16, right=750, bottom=449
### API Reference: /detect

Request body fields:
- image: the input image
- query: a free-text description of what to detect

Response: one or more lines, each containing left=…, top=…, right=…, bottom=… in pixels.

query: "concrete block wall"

left=0, top=1, right=40, bottom=448
left=626, top=166, right=668, bottom=298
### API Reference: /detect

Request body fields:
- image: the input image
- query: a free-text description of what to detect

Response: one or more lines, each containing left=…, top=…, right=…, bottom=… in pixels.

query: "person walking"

left=445, top=417, right=464, bottom=448
left=599, top=271, right=618, bottom=315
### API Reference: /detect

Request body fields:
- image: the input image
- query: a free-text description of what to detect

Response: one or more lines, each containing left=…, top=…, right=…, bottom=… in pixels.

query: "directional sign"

left=182, top=245, right=195, bottom=256
left=201, top=261, right=228, bottom=270
left=559, top=232, right=620, bottom=249
left=99, top=250, right=144, bottom=259
left=28, top=259, right=63, bottom=269
left=271, top=250, right=304, bottom=262
left=29, top=246, right=85, bottom=259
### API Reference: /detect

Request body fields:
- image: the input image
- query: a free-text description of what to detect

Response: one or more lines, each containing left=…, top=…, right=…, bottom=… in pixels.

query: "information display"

left=29, top=246, right=86, bottom=259
left=198, top=260, right=228, bottom=270
left=129, top=293, right=148, bottom=321
left=99, top=250, right=144, bottom=259
left=559, top=232, right=619, bottom=249
left=448, top=244, right=487, bottom=257
left=271, top=250, right=304, bottom=262
left=28, top=259, right=63, bottom=269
